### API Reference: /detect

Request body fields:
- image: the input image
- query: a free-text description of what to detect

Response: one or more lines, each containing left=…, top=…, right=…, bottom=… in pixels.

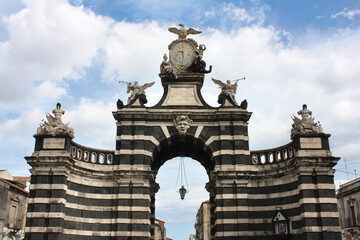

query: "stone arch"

left=152, top=135, right=214, bottom=174
left=25, top=25, right=341, bottom=240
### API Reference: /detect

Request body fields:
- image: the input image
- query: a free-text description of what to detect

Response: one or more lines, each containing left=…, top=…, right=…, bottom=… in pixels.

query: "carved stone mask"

left=174, top=115, right=192, bottom=135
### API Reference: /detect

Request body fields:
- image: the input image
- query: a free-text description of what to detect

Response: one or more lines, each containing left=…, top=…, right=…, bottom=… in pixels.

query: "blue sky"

left=1, top=0, right=360, bottom=239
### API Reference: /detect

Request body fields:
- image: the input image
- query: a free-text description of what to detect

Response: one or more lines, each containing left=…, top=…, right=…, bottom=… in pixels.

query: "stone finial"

left=291, top=104, right=323, bottom=136
left=174, top=115, right=192, bottom=135
left=36, top=103, right=74, bottom=138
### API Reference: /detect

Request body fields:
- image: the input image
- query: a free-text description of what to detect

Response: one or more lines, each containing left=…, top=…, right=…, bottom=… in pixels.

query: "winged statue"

left=212, top=78, right=240, bottom=104
left=168, top=24, right=202, bottom=39
left=126, top=81, right=155, bottom=104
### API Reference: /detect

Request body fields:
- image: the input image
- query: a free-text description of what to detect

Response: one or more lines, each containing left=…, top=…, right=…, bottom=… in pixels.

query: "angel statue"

left=126, top=81, right=155, bottom=104
left=212, top=78, right=243, bottom=105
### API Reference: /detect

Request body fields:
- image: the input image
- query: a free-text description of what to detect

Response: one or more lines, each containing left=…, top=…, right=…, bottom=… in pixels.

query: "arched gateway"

left=25, top=25, right=341, bottom=240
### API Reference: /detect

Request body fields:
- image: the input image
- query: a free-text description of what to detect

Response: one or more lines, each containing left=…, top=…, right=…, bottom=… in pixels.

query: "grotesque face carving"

left=174, top=115, right=192, bottom=135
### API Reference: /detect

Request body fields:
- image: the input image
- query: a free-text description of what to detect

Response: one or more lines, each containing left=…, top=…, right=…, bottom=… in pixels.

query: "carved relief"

left=252, top=155, right=259, bottom=165
left=36, top=103, right=74, bottom=138
left=174, top=115, right=192, bottom=135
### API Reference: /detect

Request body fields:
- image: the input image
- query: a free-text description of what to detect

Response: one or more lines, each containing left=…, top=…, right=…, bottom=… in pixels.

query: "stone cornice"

left=113, top=108, right=252, bottom=122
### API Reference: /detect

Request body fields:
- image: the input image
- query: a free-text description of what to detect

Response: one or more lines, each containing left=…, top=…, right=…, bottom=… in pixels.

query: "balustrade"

left=250, top=142, right=295, bottom=165
left=70, top=141, right=114, bottom=165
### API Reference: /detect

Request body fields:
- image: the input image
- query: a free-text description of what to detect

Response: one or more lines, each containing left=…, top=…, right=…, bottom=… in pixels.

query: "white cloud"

left=65, top=98, right=116, bottom=149
left=331, top=8, right=360, bottom=20
left=0, top=107, right=44, bottom=176
left=100, top=21, right=171, bottom=83
left=223, top=3, right=257, bottom=23
left=0, top=0, right=113, bottom=103
left=222, top=2, right=268, bottom=25
left=0, top=107, right=43, bottom=141
left=194, top=25, right=360, bottom=154
left=202, top=2, right=270, bottom=30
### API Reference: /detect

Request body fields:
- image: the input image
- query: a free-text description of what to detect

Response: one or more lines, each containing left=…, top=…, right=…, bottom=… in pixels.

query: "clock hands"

left=179, top=51, right=185, bottom=60
left=170, top=41, right=195, bottom=67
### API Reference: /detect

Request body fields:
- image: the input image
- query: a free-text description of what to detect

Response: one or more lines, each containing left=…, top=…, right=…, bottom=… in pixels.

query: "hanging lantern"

left=176, top=157, right=189, bottom=200
left=179, top=185, right=187, bottom=200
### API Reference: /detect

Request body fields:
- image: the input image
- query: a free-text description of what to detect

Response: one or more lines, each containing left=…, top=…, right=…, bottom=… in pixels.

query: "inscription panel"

left=163, top=85, right=202, bottom=106
left=300, top=137, right=322, bottom=149
left=43, top=138, right=65, bottom=149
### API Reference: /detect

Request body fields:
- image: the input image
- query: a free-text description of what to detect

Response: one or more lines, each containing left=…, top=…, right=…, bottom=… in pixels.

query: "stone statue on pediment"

left=212, top=78, right=243, bottom=105
left=160, top=54, right=176, bottom=76
left=168, top=24, right=201, bottom=40
left=126, top=81, right=155, bottom=105
left=291, top=104, right=323, bottom=136
left=36, top=103, right=74, bottom=138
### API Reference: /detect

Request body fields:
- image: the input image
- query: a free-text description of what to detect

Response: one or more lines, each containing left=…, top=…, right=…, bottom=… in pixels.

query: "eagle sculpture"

left=168, top=24, right=202, bottom=39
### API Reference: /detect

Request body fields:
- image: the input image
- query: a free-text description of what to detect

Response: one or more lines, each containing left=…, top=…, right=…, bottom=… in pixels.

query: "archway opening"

left=151, top=136, right=213, bottom=240
left=152, top=135, right=214, bottom=174
left=155, top=157, right=209, bottom=240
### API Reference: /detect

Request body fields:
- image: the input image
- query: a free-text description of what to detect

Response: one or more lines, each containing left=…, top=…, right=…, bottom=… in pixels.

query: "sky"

left=1, top=0, right=360, bottom=239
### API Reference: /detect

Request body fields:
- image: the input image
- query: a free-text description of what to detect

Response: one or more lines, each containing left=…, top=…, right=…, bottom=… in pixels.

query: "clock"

left=169, top=40, right=196, bottom=68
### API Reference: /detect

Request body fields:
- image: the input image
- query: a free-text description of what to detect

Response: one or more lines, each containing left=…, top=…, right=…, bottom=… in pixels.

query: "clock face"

left=170, top=41, right=195, bottom=67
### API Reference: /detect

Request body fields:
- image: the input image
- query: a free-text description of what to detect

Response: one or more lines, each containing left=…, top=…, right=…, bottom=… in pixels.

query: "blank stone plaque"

left=43, top=138, right=65, bottom=149
left=300, top=137, right=322, bottom=149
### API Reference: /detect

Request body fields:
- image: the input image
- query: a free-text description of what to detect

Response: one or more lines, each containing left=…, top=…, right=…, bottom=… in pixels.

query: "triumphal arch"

left=25, top=25, right=341, bottom=240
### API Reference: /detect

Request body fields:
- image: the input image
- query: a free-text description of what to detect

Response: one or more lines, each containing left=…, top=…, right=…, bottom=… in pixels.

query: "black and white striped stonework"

left=113, top=117, right=251, bottom=171
left=26, top=138, right=152, bottom=240
left=26, top=113, right=341, bottom=240
left=25, top=73, right=341, bottom=239
left=211, top=173, right=340, bottom=239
